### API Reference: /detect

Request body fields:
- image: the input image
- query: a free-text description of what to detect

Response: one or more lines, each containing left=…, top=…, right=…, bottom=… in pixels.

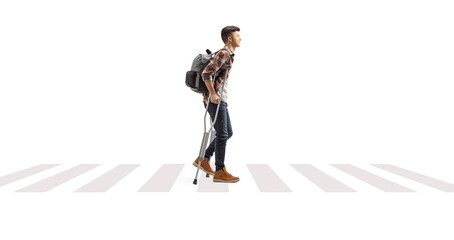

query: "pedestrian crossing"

left=290, top=164, right=355, bottom=192
left=138, top=164, right=184, bottom=192
left=75, top=164, right=140, bottom=192
left=247, top=164, right=292, bottom=192
left=1, top=163, right=453, bottom=193
left=331, top=164, right=415, bottom=192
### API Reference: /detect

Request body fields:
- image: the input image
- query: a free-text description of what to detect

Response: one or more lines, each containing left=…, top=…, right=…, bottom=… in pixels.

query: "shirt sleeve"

left=202, top=51, right=228, bottom=82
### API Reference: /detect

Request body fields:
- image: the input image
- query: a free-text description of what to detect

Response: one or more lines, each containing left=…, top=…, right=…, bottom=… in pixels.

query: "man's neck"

left=225, top=44, right=236, bottom=53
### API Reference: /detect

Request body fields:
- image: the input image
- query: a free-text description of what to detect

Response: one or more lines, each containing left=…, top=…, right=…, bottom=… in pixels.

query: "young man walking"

left=193, top=26, right=241, bottom=183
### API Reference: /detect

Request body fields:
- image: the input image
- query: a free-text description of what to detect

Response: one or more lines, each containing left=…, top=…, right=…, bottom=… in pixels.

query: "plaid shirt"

left=202, top=46, right=234, bottom=102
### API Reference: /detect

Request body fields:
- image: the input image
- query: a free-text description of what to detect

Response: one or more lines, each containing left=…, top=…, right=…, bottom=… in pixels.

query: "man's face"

left=229, top=31, right=241, bottom=47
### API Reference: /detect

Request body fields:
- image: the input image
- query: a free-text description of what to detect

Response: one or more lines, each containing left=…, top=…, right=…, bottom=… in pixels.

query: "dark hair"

left=221, top=26, right=240, bottom=43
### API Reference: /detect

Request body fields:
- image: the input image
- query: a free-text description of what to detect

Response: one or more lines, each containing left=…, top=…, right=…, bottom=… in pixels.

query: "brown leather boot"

left=213, top=167, right=240, bottom=183
left=193, top=157, right=214, bottom=175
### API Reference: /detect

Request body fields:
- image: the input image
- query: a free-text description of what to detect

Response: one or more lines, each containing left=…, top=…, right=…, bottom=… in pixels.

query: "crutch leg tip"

left=193, top=179, right=198, bottom=185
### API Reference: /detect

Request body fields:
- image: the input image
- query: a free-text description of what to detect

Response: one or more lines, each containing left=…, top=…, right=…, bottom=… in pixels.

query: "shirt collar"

left=224, top=46, right=235, bottom=57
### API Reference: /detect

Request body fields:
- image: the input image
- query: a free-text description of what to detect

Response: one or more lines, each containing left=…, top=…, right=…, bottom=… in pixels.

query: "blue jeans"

left=203, top=101, right=233, bottom=172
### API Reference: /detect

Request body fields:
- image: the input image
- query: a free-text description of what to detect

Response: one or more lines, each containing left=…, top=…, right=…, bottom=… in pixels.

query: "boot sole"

left=192, top=162, right=214, bottom=176
left=213, top=179, right=240, bottom=183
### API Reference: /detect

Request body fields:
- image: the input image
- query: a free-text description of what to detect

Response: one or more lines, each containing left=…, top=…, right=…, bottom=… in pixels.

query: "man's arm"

left=202, top=51, right=228, bottom=104
left=204, top=80, right=220, bottom=104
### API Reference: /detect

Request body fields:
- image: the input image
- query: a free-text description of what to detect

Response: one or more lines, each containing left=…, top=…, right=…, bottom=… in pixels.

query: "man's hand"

left=210, top=93, right=220, bottom=104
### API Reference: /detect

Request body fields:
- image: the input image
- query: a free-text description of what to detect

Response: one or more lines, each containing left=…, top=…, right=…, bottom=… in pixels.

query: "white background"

left=1, top=0, right=454, bottom=239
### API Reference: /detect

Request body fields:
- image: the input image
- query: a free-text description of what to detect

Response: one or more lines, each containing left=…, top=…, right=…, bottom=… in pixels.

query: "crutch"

left=193, top=81, right=225, bottom=185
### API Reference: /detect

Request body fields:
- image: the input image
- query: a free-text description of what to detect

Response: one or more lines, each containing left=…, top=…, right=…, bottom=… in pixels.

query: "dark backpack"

left=185, top=49, right=230, bottom=94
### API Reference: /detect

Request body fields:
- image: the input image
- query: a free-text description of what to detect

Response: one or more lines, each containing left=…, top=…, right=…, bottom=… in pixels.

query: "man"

left=193, top=26, right=241, bottom=183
